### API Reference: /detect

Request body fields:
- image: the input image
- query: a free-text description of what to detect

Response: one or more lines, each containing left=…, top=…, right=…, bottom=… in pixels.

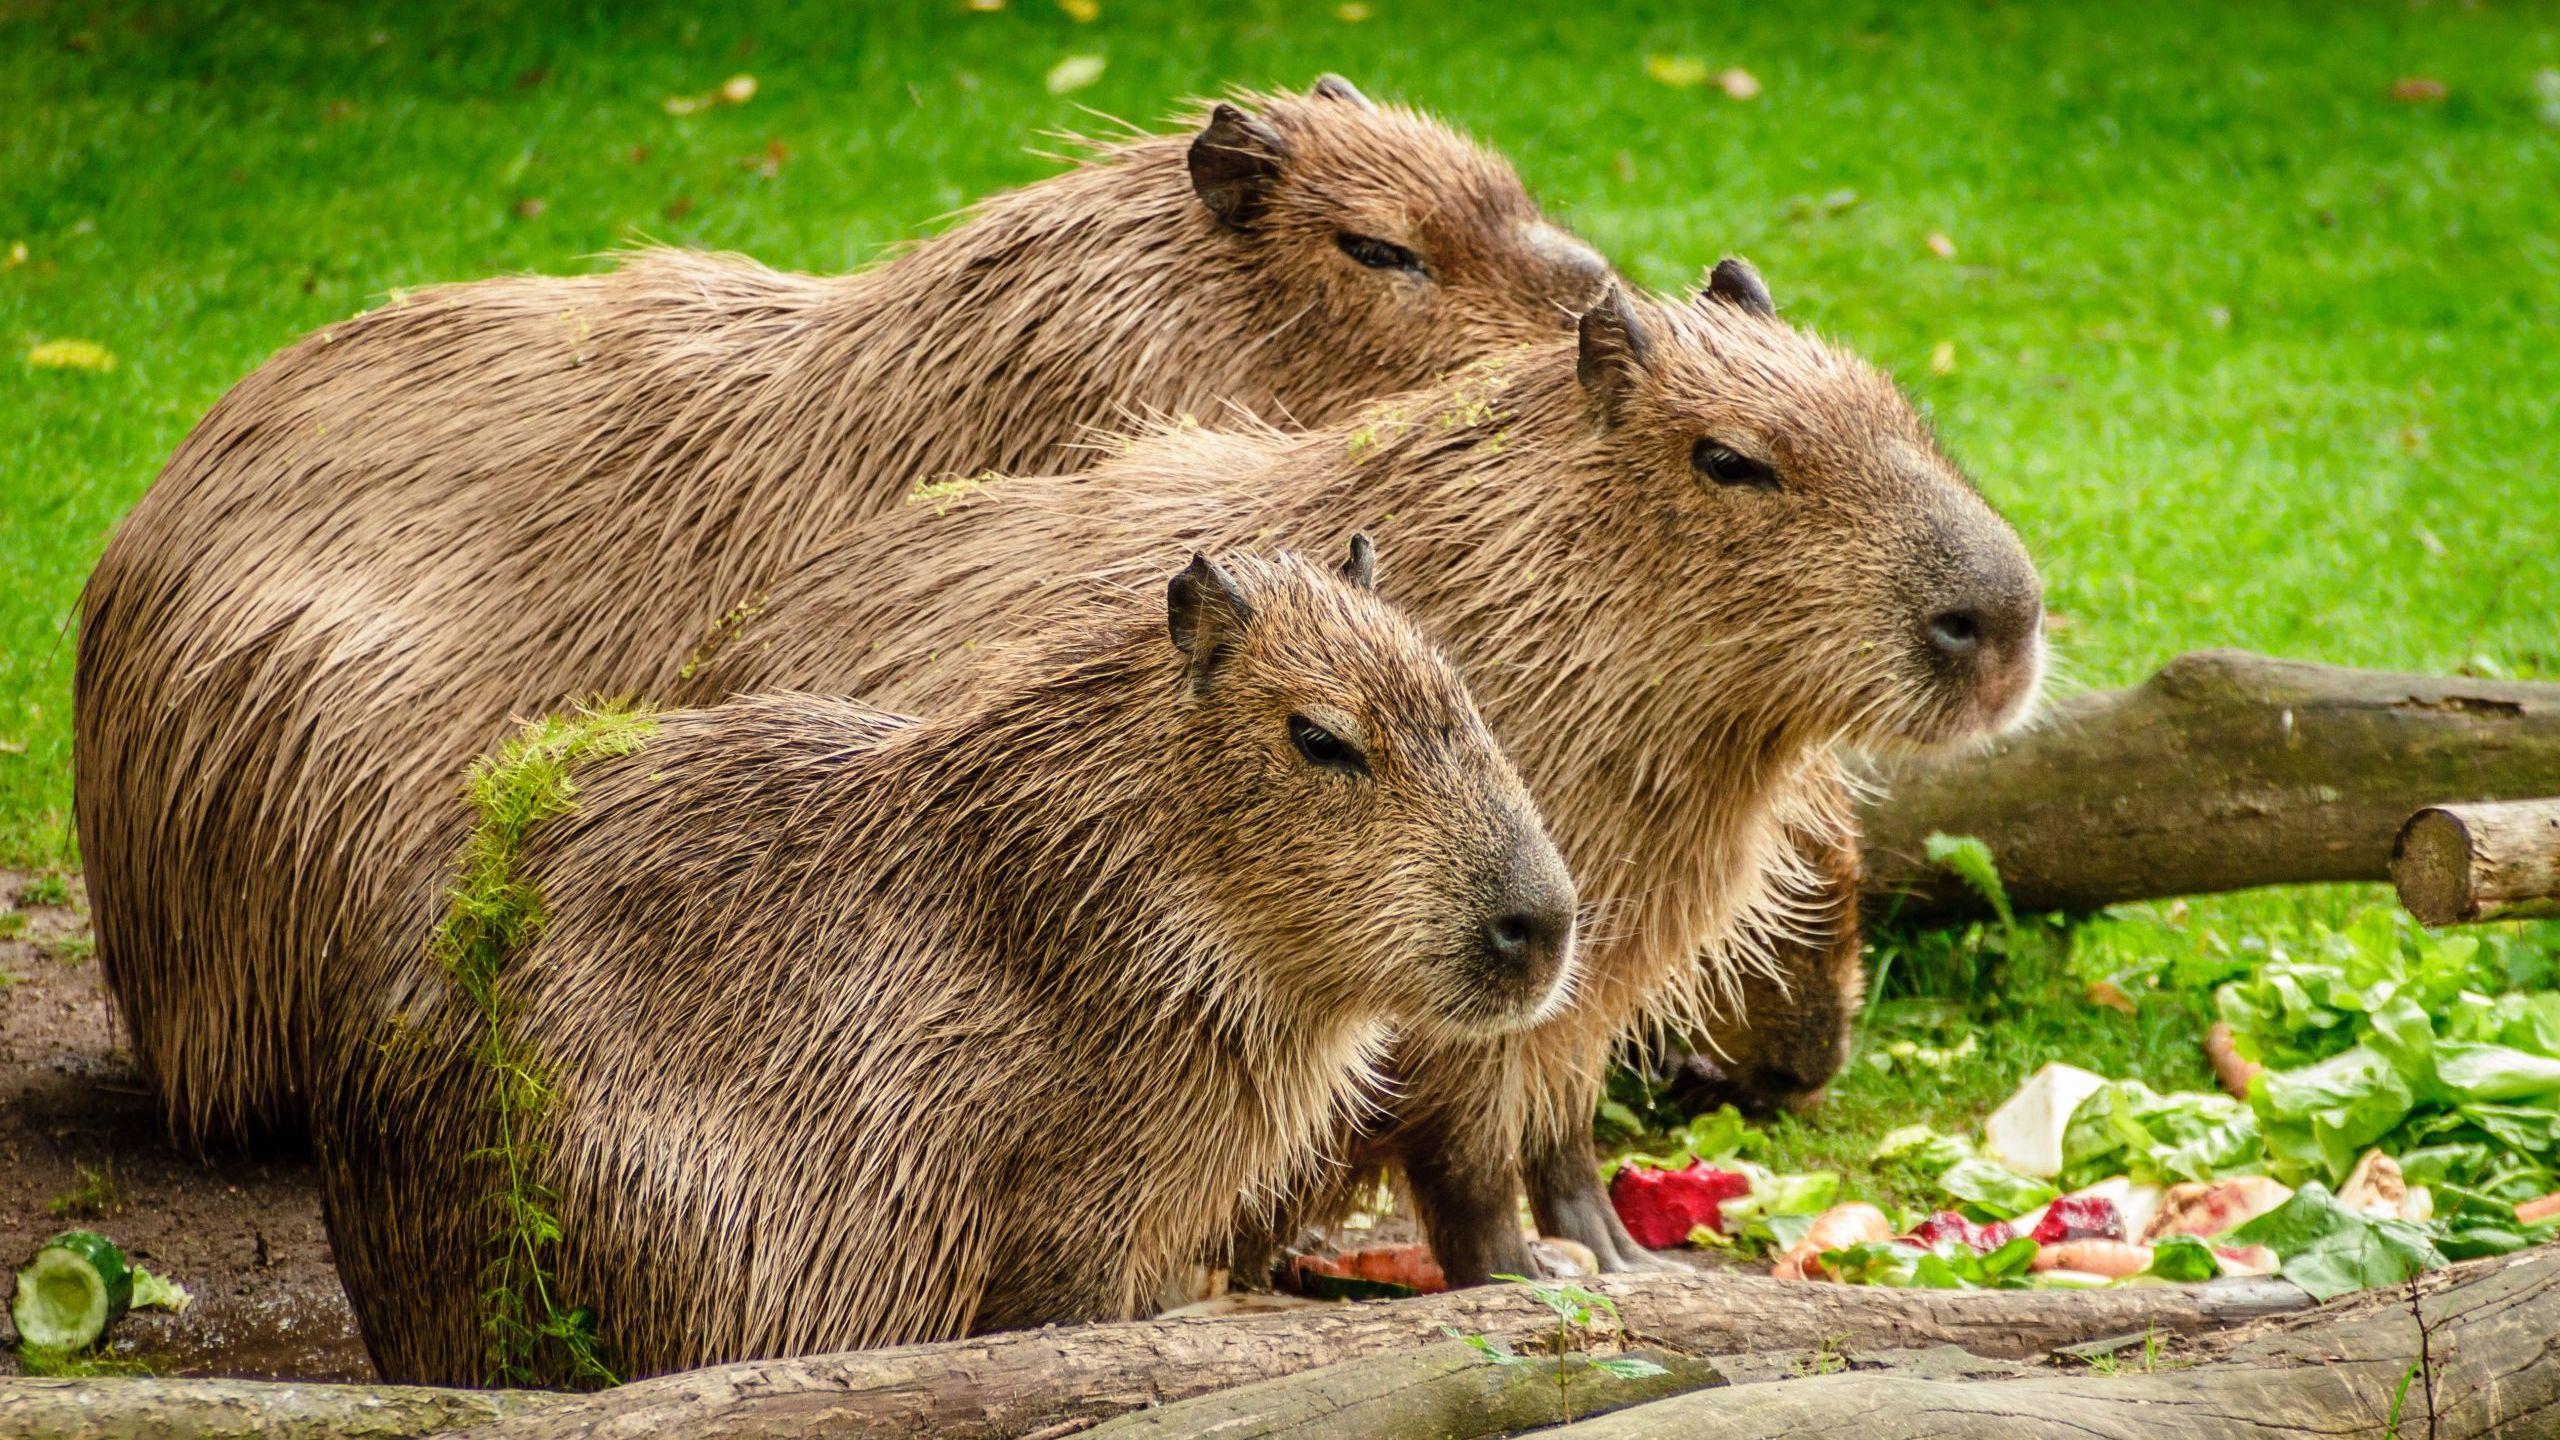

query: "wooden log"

left=1544, top=1251, right=2560, bottom=1439
left=441, top=1270, right=2313, bottom=1439
left=1078, top=1339, right=1722, bottom=1438
left=0, top=1375, right=560, bottom=1438
left=1859, top=651, right=2560, bottom=921
left=2393, top=798, right=2560, bottom=926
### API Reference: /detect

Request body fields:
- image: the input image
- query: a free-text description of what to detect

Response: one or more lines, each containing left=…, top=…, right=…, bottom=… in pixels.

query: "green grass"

left=3, top=2, right=2554, bottom=1185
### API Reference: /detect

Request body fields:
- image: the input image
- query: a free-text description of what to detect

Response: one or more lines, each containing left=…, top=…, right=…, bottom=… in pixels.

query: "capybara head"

left=1159, top=538, right=1577, bottom=1035
left=1565, top=266, right=2044, bottom=751
left=1666, top=831, right=1869, bottom=1117
left=1185, top=78, right=1610, bottom=381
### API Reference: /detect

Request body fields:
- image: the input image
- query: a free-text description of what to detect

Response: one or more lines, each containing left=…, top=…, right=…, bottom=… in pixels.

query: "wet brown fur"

left=676, top=285, right=2044, bottom=1281
left=74, top=83, right=1608, bottom=1147
left=317, top=549, right=1575, bottom=1381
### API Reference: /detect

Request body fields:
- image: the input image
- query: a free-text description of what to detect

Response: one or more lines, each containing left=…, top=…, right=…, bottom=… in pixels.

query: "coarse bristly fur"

left=318, top=547, right=1579, bottom=1382
left=679, top=277, right=2048, bottom=1283
left=74, top=79, right=1611, bottom=1149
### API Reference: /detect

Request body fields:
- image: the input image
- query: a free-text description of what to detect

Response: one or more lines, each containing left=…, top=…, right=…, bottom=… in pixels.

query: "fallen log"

left=0, top=1374, right=560, bottom=1439
left=1860, top=650, right=2560, bottom=921
left=1078, top=1339, right=1721, bottom=1438
left=1544, top=1250, right=2560, bottom=1438
left=2394, top=798, right=2560, bottom=926
left=441, top=1270, right=2312, bottom=1439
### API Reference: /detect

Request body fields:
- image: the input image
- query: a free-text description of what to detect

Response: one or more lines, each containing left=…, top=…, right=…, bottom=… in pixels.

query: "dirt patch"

left=0, top=870, right=371, bottom=1380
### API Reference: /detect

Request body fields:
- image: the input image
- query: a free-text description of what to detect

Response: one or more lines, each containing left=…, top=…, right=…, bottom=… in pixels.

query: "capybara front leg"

left=1399, top=1127, right=1535, bottom=1288
left=1527, top=1126, right=1683, bottom=1274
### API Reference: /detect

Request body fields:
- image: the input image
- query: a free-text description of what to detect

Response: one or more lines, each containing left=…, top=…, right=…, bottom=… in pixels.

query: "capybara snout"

left=1906, top=504, right=2046, bottom=740
left=1457, top=827, right=1578, bottom=1031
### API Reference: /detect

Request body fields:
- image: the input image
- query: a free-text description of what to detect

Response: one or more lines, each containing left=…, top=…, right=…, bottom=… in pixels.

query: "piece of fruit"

left=2029, top=1238, right=2153, bottom=1278
left=2339, top=1151, right=2431, bottom=1223
left=2030, top=1192, right=2124, bottom=1244
left=1770, top=1203, right=1894, bottom=1281
left=1906, top=1210, right=2013, bottom=1254
left=1983, top=1063, right=2110, bottom=1179
left=1529, top=1236, right=1600, bottom=1277
left=12, top=1231, right=133, bottom=1352
left=1609, top=1161, right=1752, bottom=1250
left=2143, top=1176, right=2294, bottom=1241
left=1286, top=1243, right=1446, bottom=1295
left=2213, top=1244, right=2281, bottom=1278
left=2205, top=1021, right=2262, bottom=1101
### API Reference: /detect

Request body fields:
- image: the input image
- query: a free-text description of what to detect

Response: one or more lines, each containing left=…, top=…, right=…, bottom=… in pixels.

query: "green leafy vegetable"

left=1599, top=1104, right=1754, bottom=1181
left=2217, top=912, right=2560, bottom=1193
left=2142, top=1235, right=2224, bottom=1283
left=1937, top=1158, right=2058, bottom=1220
left=1821, top=1235, right=2041, bottom=1290
left=1715, top=1169, right=1840, bottom=1254
left=2227, top=1183, right=2447, bottom=1301
left=2253, top=1045, right=2416, bottom=1181
left=2061, top=1079, right=2260, bottom=1188
left=1871, top=1123, right=1976, bottom=1171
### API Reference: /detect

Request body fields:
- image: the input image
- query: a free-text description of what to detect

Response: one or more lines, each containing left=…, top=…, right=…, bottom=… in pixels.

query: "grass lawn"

left=4, top=1, right=2555, bottom=1207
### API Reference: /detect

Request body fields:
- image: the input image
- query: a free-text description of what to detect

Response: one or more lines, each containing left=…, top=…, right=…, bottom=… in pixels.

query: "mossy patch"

left=906, top=469, right=1001, bottom=516
left=430, top=703, right=654, bottom=1389
left=675, top=593, right=765, bottom=684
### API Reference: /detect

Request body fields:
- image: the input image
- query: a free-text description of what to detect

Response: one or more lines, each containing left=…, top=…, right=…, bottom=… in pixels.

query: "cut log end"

left=2392, top=798, right=2560, bottom=927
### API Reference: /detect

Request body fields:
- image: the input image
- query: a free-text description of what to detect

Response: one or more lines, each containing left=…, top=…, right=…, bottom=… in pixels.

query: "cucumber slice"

left=12, top=1230, right=133, bottom=1351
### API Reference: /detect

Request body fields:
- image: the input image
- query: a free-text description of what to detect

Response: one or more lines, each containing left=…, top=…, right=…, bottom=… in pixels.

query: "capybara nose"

left=1479, top=854, right=1576, bottom=991
left=1920, top=533, right=2044, bottom=721
left=1925, top=607, right=1985, bottom=660
left=1924, top=581, right=2038, bottom=667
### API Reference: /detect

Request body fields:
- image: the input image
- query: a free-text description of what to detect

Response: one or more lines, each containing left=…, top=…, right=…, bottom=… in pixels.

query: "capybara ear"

left=1189, top=103, right=1291, bottom=229
left=1702, top=256, right=1777, bottom=318
left=1575, top=283, right=1655, bottom=424
left=1167, top=553, right=1255, bottom=691
left=1311, top=73, right=1376, bottom=110
left=1339, top=533, right=1377, bottom=591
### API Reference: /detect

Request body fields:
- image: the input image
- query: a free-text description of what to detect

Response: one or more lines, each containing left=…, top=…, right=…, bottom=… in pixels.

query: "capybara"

left=1658, top=820, right=1867, bottom=1118
left=75, top=79, right=1612, bottom=1147
left=676, top=273, right=2045, bottom=1283
left=319, top=541, right=1579, bottom=1382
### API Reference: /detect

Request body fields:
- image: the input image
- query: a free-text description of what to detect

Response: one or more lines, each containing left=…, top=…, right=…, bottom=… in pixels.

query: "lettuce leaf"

left=2142, top=1234, right=2224, bottom=1283
left=2252, top=1045, right=2417, bottom=1182
left=1821, top=1235, right=2041, bottom=1289
left=2061, top=1079, right=2260, bottom=1188
left=2227, top=1182, right=2446, bottom=1301
left=1937, top=1158, right=2058, bottom=1220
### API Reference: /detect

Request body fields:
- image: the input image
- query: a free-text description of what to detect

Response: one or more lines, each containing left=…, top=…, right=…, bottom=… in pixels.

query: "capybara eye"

left=1334, top=233, right=1426, bottom=276
left=1287, top=714, right=1366, bottom=774
left=1693, top=438, right=1780, bottom=490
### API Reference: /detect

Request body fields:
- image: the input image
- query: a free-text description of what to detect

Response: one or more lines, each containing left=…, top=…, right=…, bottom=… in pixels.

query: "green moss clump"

left=429, top=703, right=654, bottom=1389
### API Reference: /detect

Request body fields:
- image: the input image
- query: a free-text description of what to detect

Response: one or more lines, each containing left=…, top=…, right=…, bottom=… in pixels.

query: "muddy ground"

left=0, top=870, right=373, bottom=1381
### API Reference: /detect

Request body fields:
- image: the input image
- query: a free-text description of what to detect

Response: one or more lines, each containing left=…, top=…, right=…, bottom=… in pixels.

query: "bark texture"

left=1861, top=651, right=2560, bottom=920
left=1546, top=1251, right=2560, bottom=1438
left=0, top=1376, right=559, bottom=1438
left=19, top=1259, right=2560, bottom=1439
left=1077, top=1339, right=1721, bottom=1438
left=2394, top=798, right=2560, bottom=926
left=439, top=1271, right=2311, bottom=1439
